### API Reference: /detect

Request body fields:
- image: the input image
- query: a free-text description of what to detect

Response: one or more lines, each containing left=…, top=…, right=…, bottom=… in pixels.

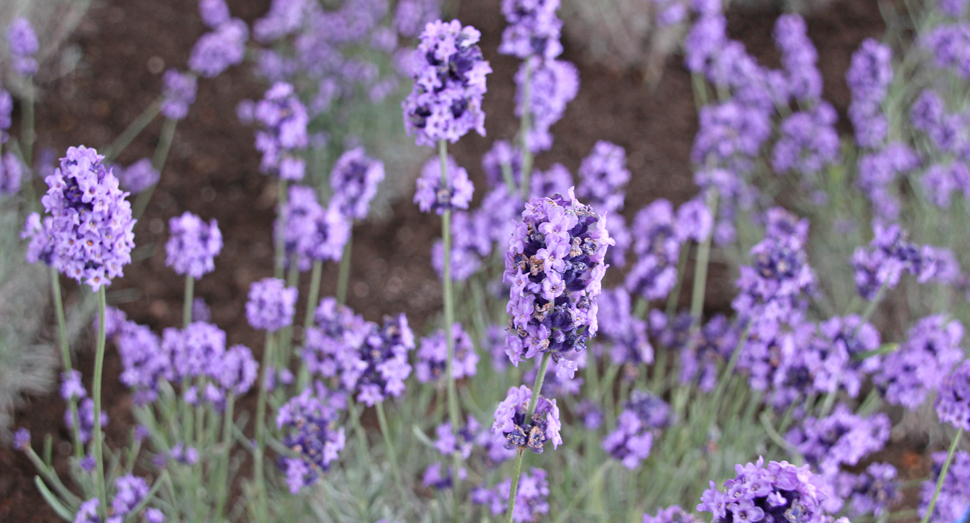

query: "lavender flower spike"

left=41, top=146, right=136, bottom=290
left=414, top=154, right=474, bottom=214
left=7, top=17, right=39, bottom=77
left=493, top=385, right=562, bottom=453
left=160, top=69, right=198, bottom=120
left=935, top=360, right=970, bottom=431
left=245, top=277, right=298, bottom=332
left=403, top=19, right=492, bottom=146
left=165, top=211, right=223, bottom=279
left=329, top=147, right=385, bottom=220
left=504, top=188, right=613, bottom=376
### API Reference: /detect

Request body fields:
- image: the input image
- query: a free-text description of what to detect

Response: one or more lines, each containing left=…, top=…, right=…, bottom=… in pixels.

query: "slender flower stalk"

left=133, top=117, right=178, bottom=219
left=253, top=331, right=275, bottom=519
left=689, top=189, right=718, bottom=326
left=274, top=179, right=289, bottom=279
left=50, top=267, right=83, bottom=458
left=920, top=429, right=964, bottom=523
left=183, top=275, right=195, bottom=328
left=92, top=287, right=108, bottom=518
left=336, top=235, right=352, bottom=305
left=505, top=352, right=552, bottom=523
left=519, top=59, right=533, bottom=199
left=103, top=97, right=163, bottom=163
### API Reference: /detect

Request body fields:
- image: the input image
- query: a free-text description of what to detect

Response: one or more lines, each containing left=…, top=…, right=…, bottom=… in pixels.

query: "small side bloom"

left=245, top=278, right=298, bottom=331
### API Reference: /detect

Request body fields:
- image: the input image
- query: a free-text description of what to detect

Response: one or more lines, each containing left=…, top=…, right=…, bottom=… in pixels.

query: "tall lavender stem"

left=92, top=287, right=108, bottom=518
left=50, top=267, right=82, bottom=458
left=920, top=429, right=964, bottom=523
left=519, top=60, right=533, bottom=200
left=506, top=352, right=551, bottom=523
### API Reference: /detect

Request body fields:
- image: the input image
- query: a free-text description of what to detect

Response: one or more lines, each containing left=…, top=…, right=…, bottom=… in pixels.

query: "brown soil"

left=0, top=0, right=890, bottom=521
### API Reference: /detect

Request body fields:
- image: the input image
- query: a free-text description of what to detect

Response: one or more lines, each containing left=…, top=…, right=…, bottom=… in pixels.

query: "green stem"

left=703, top=323, right=750, bottom=432
left=23, top=82, right=34, bottom=167
left=24, top=447, right=81, bottom=507
left=519, top=59, right=533, bottom=200
left=689, top=189, right=719, bottom=327
left=92, top=287, right=108, bottom=518
left=183, top=275, right=195, bottom=328
left=253, top=330, right=276, bottom=519
left=336, top=236, right=353, bottom=305
left=375, top=401, right=405, bottom=496
left=103, top=97, right=162, bottom=163
left=303, top=259, right=323, bottom=331
left=858, top=283, right=888, bottom=326
left=919, top=428, right=964, bottom=523
left=214, top=395, right=235, bottom=522
left=274, top=179, right=289, bottom=280
left=666, top=246, right=689, bottom=319
left=50, top=267, right=83, bottom=458
left=133, top=117, right=178, bottom=220
left=506, top=352, right=552, bottom=523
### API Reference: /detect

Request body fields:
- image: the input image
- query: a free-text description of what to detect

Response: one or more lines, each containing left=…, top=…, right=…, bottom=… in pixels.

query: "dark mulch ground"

left=0, top=0, right=887, bottom=521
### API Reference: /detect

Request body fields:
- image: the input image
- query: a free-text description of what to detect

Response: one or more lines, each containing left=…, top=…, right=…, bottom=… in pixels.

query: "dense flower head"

left=684, top=14, right=728, bottom=74
left=254, top=82, right=309, bottom=180
left=61, top=369, right=86, bottom=401
left=595, top=287, right=653, bottom=368
left=644, top=505, right=704, bottom=523
left=0, top=152, right=23, bottom=196
left=189, top=18, right=248, bottom=77
left=74, top=498, right=100, bottom=523
left=115, top=321, right=166, bottom=404
left=161, top=321, right=226, bottom=382
left=277, top=385, right=346, bottom=494
left=855, top=144, right=920, bottom=220
left=12, top=427, right=30, bottom=450
left=395, top=0, right=441, bottom=38
left=838, top=462, right=900, bottom=517
left=697, top=457, right=831, bottom=523
left=921, top=163, right=970, bottom=208
left=625, top=199, right=679, bottom=301
left=576, top=141, right=630, bottom=215
left=814, top=315, right=881, bottom=397
left=329, top=147, right=385, bottom=220
left=165, top=211, right=222, bottom=279
left=216, top=344, right=259, bottom=396
left=499, top=0, right=563, bottom=59
left=846, top=39, right=893, bottom=148
left=604, top=391, right=670, bottom=469
left=851, top=223, right=935, bottom=300
left=922, top=23, right=970, bottom=79
left=252, top=0, right=307, bottom=43
left=113, top=158, right=159, bottom=194
left=692, top=100, right=772, bottom=174
left=435, top=415, right=481, bottom=460
left=199, top=0, right=231, bottom=28
left=416, top=322, right=479, bottom=383
left=477, top=186, right=523, bottom=250
left=504, top=189, right=613, bottom=375
left=935, top=360, right=970, bottom=431
left=876, top=315, right=964, bottom=409
left=67, top=398, right=108, bottom=444
left=482, top=140, right=523, bottom=189
left=432, top=209, right=492, bottom=281
left=160, top=69, right=198, bottom=120
left=786, top=404, right=890, bottom=477
left=7, top=17, right=38, bottom=77
left=415, top=154, right=474, bottom=214
left=574, top=399, right=603, bottom=429
left=492, top=385, right=562, bottom=453
left=403, top=19, right=492, bottom=146
left=919, top=450, right=970, bottom=523
left=772, top=103, right=840, bottom=177
left=277, top=186, right=351, bottom=270
left=676, top=197, right=714, bottom=243
left=303, top=298, right=371, bottom=378
left=773, top=14, right=821, bottom=102
left=682, top=314, right=738, bottom=392
left=516, top=58, right=579, bottom=152
left=473, top=468, right=550, bottom=522
left=41, top=146, right=136, bottom=290
left=112, top=475, right=149, bottom=517
left=246, top=278, right=298, bottom=331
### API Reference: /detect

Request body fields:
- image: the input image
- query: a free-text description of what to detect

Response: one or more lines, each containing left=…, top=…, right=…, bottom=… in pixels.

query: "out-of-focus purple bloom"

left=216, top=344, right=258, bottom=396
left=434, top=415, right=481, bottom=460
left=483, top=325, right=510, bottom=372
left=161, top=321, right=226, bottom=383
left=13, top=427, right=30, bottom=450
left=935, top=360, right=970, bottom=431
left=574, top=399, right=603, bottom=430
left=145, top=508, right=165, bottom=523
left=253, top=0, right=307, bottom=43
left=171, top=441, right=199, bottom=465
left=919, top=450, right=970, bottom=523
left=246, top=278, right=297, bottom=332
left=60, top=370, right=86, bottom=401
left=772, top=103, right=840, bottom=177
left=530, top=163, right=573, bottom=199
left=113, top=158, right=159, bottom=194
left=165, top=212, right=222, bottom=279
left=189, top=18, right=248, bottom=78
left=604, top=390, right=670, bottom=469
left=504, top=189, right=612, bottom=375
left=191, top=297, right=211, bottom=323
left=855, top=143, right=920, bottom=220
left=67, top=398, right=108, bottom=444
left=423, top=461, right=467, bottom=489
left=116, top=321, right=166, bottom=404
left=474, top=468, right=550, bottom=522
left=875, top=315, right=964, bottom=409
left=577, top=141, right=630, bottom=215
left=625, top=199, right=680, bottom=301
left=815, top=315, right=881, bottom=398
left=21, top=212, right=55, bottom=265
left=596, top=287, right=653, bottom=369
left=786, top=404, right=890, bottom=477
left=653, top=0, right=688, bottom=27
left=482, top=140, right=522, bottom=190
left=684, top=15, right=727, bottom=74
left=199, top=0, right=230, bottom=28
left=477, top=185, right=523, bottom=250
left=774, top=14, right=821, bottom=102
left=675, top=197, right=713, bottom=243
left=41, top=146, right=136, bottom=290
left=851, top=223, right=934, bottom=300
left=277, top=386, right=345, bottom=494
left=98, top=305, right=128, bottom=339
left=0, top=86, right=12, bottom=142
left=516, top=58, right=578, bottom=153
left=330, top=147, right=385, bottom=220
left=160, top=70, right=197, bottom=120
left=838, top=463, right=900, bottom=517
left=681, top=315, right=738, bottom=392
left=499, top=0, right=563, bottom=59
left=922, top=23, right=970, bottom=79
left=643, top=505, right=703, bottom=523
left=7, top=18, right=39, bottom=77
left=697, top=457, right=832, bottom=523
left=74, top=499, right=100, bottom=523
left=403, top=20, right=492, bottom=146
left=254, top=82, right=309, bottom=180
left=492, top=385, right=562, bottom=453
left=921, top=163, right=970, bottom=208
left=431, top=209, right=491, bottom=281
left=524, top=349, right=585, bottom=396
left=847, top=39, right=893, bottom=148
left=692, top=100, right=771, bottom=174
left=394, top=0, right=440, bottom=38
left=112, top=475, right=149, bottom=517
left=416, top=322, right=479, bottom=383
left=277, top=186, right=350, bottom=271
left=0, top=152, right=23, bottom=196
left=414, top=154, right=474, bottom=214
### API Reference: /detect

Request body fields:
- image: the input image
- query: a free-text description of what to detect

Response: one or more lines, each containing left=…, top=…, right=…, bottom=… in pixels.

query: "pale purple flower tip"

left=165, top=211, right=223, bottom=279
left=199, top=0, right=231, bottom=28
left=0, top=152, right=23, bottom=195
left=160, top=70, right=198, bottom=120
left=516, top=58, right=578, bottom=153
left=189, top=18, right=248, bottom=78
left=7, top=17, right=38, bottom=77
left=919, top=450, right=970, bottom=523
left=329, top=147, right=385, bottom=220
left=246, top=277, right=298, bottom=331
left=499, top=0, right=563, bottom=60
left=60, top=370, right=87, bottom=401
left=576, top=141, right=630, bottom=215
left=114, top=158, right=159, bottom=194
left=875, top=315, right=964, bottom=409
left=112, top=475, right=149, bottom=517
left=254, top=82, right=309, bottom=180
left=74, top=499, right=100, bottom=523
left=12, top=427, right=30, bottom=450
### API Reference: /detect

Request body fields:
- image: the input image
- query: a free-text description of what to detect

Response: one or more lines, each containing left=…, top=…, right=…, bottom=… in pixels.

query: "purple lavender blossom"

left=189, top=18, right=248, bottom=78
left=653, top=0, right=688, bottom=27
left=476, top=186, right=523, bottom=250
left=67, top=398, right=108, bottom=444
left=216, top=345, right=258, bottom=396
left=643, top=505, right=703, bottom=523
left=696, top=457, right=832, bottom=523
left=145, top=508, right=165, bottom=523
left=199, top=0, right=230, bottom=28
left=435, top=415, right=481, bottom=460
left=13, top=427, right=30, bottom=450
left=838, top=462, right=900, bottom=517
left=815, top=315, right=881, bottom=398
left=483, top=325, right=511, bottom=372
left=516, top=58, right=579, bottom=153
left=482, top=140, right=523, bottom=189
left=919, top=450, right=970, bottom=523
left=415, top=322, right=479, bottom=383
left=577, top=141, right=630, bottom=215
left=277, top=186, right=351, bottom=271
left=921, top=163, right=970, bottom=208
left=574, top=399, right=603, bottom=430
left=245, top=278, right=298, bottom=332
left=112, top=475, right=149, bottom=517
left=161, top=321, right=226, bottom=382
left=253, top=0, right=307, bottom=43
left=875, top=315, right=964, bottom=409
left=492, top=385, right=562, bottom=453
left=166, top=211, right=223, bottom=279
left=114, top=158, right=159, bottom=194
left=402, top=20, right=492, bottom=147
left=504, top=189, right=613, bottom=376
left=772, top=103, right=840, bottom=177
left=922, top=23, right=970, bottom=79
left=431, top=209, right=491, bottom=281
left=7, top=18, right=38, bottom=77
left=423, top=461, right=467, bottom=489
left=524, top=349, right=585, bottom=396
left=474, top=468, right=550, bottom=522
left=99, top=305, right=128, bottom=339
left=935, top=360, right=970, bottom=431
left=192, top=297, right=211, bottom=322
left=851, top=223, right=934, bottom=300
left=681, top=315, right=738, bottom=392
left=414, top=154, right=474, bottom=214
left=0, top=152, right=23, bottom=196
left=773, top=14, right=822, bottom=102
left=116, top=321, right=166, bottom=404
left=625, top=200, right=680, bottom=301
left=529, top=163, right=573, bottom=199
left=74, top=499, right=100, bottom=523
left=692, top=100, right=771, bottom=174
left=786, top=404, right=890, bottom=477
left=329, top=147, right=385, bottom=220
left=855, top=143, right=920, bottom=220
left=160, top=69, right=197, bottom=120
left=684, top=15, right=727, bottom=74
left=171, top=441, right=199, bottom=465
left=255, top=82, right=309, bottom=180
left=604, top=391, right=669, bottom=469
left=0, top=86, right=12, bottom=142
left=40, top=146, right=136, bottom=290
left=277, top=387, right=346, bottom=494
left=499, top=0, right=563, bottom=59
left=595, top=287, right=653, bottom=369
left=394, top=0, right=440, bottom=38
left=675, top=197, right=713, bottom=243
left=846, top=39, right=893, bottom=148
left=60, top=370, right=86, bottom=401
